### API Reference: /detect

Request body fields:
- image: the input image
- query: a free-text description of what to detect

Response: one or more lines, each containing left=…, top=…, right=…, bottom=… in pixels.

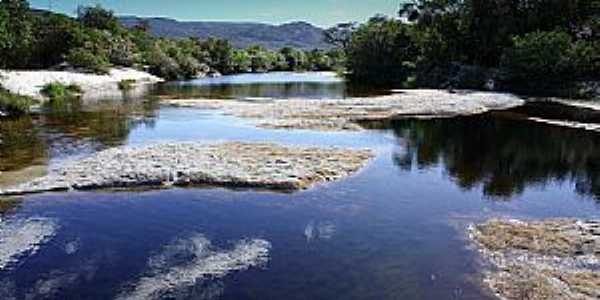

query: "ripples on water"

left=0, top=73, right=599, bottom=299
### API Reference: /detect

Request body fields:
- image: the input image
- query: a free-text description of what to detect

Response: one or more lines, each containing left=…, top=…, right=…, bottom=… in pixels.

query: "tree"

left=200, top=38, right=235, bottom=74
left=307, top=49, right=332, bottom=71
left=346, top=16, right=416, bottom=85
left=0, top=7, right=8, bottom=51
left=280, top=47, right=308, bottom=71
left=324, top=22, right=358, bottom=50
left=231, top=49, right=251, bottom=73
left=29, top=13, right=78, bottom=68
left=0, top=0, right=33, bottom=68
left=247, top=45, right=274, bottom=72
left=77, top=5, right=120, bottom=32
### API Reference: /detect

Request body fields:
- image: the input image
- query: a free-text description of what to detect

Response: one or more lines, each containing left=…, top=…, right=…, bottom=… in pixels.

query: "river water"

left=0, top=72, right=598, bottom=300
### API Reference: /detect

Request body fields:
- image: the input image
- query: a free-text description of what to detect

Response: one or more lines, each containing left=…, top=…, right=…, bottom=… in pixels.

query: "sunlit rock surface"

left=470, top=219, right=600, bottom=300
left=164, top=89, right=524, bottom=131
left=0, top=68, right=162, bottom=100
left=0, top=142, right=373, bottom=195
left=117, top=234, right=271, bottom=300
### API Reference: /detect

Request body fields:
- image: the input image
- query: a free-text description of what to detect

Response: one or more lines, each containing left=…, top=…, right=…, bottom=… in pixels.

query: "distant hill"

left=119, top=17, right=330, bottom=50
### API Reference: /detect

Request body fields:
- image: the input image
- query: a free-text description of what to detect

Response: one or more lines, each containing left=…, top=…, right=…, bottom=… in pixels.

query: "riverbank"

left=164, top=89, right=524, bottom=131
left=470, top=219, right=600, bottom=300
left=0, top=68, right=162, bottom=100
left=0, top=142, right=373, bottom=195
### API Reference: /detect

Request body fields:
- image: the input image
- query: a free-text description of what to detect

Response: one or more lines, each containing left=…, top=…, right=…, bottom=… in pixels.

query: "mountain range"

left=119, top=17, right=330, bottom=50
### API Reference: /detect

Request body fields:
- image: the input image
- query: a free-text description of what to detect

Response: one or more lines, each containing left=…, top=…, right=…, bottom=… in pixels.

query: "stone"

left=0, top=142, right=373, bottom=195
left=164, top=89, right=524, bottom=131
left=470, top=219, right=600, bottom=300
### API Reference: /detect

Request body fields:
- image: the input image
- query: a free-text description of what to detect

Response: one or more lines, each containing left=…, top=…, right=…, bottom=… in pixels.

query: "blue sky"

left=30, top=0, right=400, bottom=27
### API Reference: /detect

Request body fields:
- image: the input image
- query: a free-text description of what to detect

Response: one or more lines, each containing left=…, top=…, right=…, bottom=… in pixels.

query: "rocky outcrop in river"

left=470, top=219, right=600, bottom=300
left=0, top=68, right=162, bottom=100
left=165, top=89, right=524, bottom=131
left=0, top=142, right=372, bottom=195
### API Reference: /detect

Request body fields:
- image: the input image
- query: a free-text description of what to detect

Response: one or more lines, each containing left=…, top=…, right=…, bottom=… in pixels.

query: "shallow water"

left=0, top=73, right=599, bottom=299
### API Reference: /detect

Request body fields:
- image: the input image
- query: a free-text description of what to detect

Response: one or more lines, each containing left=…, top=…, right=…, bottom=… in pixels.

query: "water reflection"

left=381, top=114, right=600, bottom=199
left=40, top=98, right=159, bottom=148
left=154, top=72, right=389, bottom=100
left=0, top=117, right=47, bottom=172
left=0, top=98, right=160, bottom=186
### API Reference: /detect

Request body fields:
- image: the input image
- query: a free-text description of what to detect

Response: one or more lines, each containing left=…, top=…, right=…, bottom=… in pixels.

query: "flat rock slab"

left=0, top=142, right=373, bottom=195
left=470, top=219, right=600, bottom=300
left=164, top=89, right=524, bottom=131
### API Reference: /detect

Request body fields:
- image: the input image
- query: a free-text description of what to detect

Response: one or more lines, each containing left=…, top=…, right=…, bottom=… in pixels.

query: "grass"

left=118, top=79, right=137, bottom=91
left=41, top=83, right=82, bottom=102
left=0, top=88, right=34, bottom=116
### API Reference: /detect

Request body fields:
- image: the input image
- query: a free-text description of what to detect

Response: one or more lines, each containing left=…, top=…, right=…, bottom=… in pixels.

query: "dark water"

left=0, top=74, right=599, bottom=300
left=153, top=72, right=389, bottom=100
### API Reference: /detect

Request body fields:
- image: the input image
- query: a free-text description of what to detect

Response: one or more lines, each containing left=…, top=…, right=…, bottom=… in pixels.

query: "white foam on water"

left=117, top=234, right=271, bottom=300
left=0, top=217, right=58, bottom=270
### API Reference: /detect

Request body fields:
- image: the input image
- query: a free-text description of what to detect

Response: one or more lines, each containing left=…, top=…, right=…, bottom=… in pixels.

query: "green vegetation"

left=0, top=87, right=34, bottom=115
left=41, top=83, right=82, bottom=102
left=0, top=0, right=341, bottom=81
left=328, top=0, right=600, bottom=97
left=118, top=79, right=137, bottom=91
left=502, top=31, right=599, bottom=90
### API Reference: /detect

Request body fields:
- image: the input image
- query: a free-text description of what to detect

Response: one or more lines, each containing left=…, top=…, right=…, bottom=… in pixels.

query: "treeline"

left=0, top=0, right=344, bottom=79
left=328, top=0, right=599, bottom=97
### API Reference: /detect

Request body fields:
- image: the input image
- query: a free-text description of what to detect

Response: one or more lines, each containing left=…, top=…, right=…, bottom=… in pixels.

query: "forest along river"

left=0, top=72, right=599, bottom=299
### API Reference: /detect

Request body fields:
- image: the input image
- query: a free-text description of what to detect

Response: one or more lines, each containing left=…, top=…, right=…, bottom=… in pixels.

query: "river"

left=0, top=72, right=598, bottom=299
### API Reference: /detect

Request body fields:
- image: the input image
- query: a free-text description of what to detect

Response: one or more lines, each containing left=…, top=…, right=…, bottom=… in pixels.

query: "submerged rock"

left=164, top=89, right=524, bottom=131
left=470, top=219, right=600, bottom=300
left=0, top=142, right=372, bottom=195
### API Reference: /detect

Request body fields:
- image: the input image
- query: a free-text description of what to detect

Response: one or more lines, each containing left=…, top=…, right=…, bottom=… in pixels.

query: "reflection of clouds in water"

left=117, top=233, right=271, bottom=300
left=304, top=221, right=336, bottom=242
left=24, top=257, right=100, bottom=300
left=0, top=256, right=101, bottom=300
left=0, top=279, right=16, bottom=300
left=64, top=239, right=80, bottom=255
left=304, top=222, right=315, bottom=242
left=0, top=217, right=58, bottom=270
left=25, top=271, right=79, bottom=300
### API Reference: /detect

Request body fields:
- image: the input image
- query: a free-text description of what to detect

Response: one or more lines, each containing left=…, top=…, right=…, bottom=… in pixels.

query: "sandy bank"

left=470, top=219, right=600, bottom=300
left=164, top=89, right=524, bottom=131
left=0, top=142, right=373, bottom=195
left=0, top=68, right=162, bottom=100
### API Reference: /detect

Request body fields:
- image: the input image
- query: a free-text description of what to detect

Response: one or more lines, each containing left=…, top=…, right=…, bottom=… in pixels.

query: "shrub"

left=66, top=47, right=111, bottom=74
left=118, top=79, right=136, bottom=91
left=145, top=48, right=182, bottom=80
left=175, top=54, right=203, bottom=79
left=0, top=88, right=34, bottom=115
left=41, top=83, right=82, bottom=102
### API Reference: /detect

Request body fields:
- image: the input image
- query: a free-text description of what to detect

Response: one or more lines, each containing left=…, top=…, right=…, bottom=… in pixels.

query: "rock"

left=164, top=89, right=524, bottom=131
left=470, top=219, right=600, bottom=300
left=0, top=142, right=373, bottom=195
left=0, top=68, right=163, bottom=100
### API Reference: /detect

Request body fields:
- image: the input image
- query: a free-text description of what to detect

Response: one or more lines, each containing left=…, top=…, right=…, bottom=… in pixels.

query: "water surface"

left=153, top=71, right=389, bottom=100
left=0, top=73, right=599, bottom=300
